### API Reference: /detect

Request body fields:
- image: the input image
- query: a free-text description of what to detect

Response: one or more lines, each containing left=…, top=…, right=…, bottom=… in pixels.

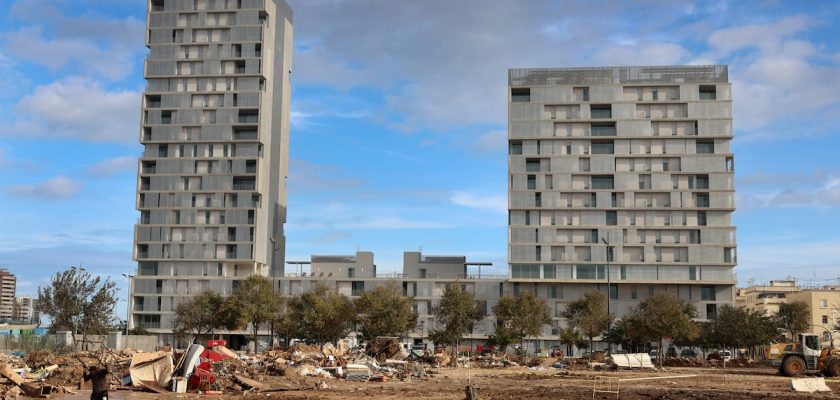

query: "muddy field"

left=51, top=366, right=840, bottom=400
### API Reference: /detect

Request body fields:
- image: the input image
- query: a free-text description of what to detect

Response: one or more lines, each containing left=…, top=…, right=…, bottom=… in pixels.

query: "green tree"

left=490, top=296, right=520, bottom=352
left=429, top=282, right=483, bottom=360
left=561, top=291, right=612, bottom=364
left=558, top=326, right=586, bottom=357
left=605, top=317, right=648, bottom=353
left=38, top=267, right=118, bottom=349
left=287, top=284, right=354, bottom=344
left=776, top=301, right=810, bottom=340
left=172, top=290, right=226, bottom=343
left=226, top=275, right=280, bottom=353
left=624, top=293, right=698, bottom=368
left=353, top=285, right=418, bottom=340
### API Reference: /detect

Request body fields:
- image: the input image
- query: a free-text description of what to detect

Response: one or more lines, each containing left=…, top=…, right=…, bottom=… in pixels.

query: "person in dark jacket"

left=83, top=365, right=109, bottom=400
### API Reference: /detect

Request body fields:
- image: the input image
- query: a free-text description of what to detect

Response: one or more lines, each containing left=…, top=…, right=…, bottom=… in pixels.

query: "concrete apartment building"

left=281, top=251, right=503, bottom=348
left=737, top=279, right=800, bottom=316
left=13, top=295, right=39, bottom=323
left=787, top=288, right=840, bottom=348
left=507, top=65, right=737, bottom=330
left=0, top=269, right=16, bottom=320
left=130, top=0, right=293, bottom=343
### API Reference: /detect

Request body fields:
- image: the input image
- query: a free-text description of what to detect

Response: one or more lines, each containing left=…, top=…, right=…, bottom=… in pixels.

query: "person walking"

left=83, top=365, right=110, bottom=400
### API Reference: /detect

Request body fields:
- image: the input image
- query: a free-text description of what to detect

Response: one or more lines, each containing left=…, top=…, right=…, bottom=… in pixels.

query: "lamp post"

left=122, top=274, right=134, bottom=334
left=601, top=236, right=613, bottom=353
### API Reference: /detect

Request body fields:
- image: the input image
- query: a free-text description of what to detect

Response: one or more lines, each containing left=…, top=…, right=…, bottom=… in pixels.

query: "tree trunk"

left=588, top=335, right=594, bottom=366
left=658, top=338, right=664, bottom=369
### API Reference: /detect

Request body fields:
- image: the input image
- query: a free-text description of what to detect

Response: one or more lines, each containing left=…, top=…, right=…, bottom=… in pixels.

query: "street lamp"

left=601, top=236, right=613, bottom=353
left=122, top=274, right=134, bottom=334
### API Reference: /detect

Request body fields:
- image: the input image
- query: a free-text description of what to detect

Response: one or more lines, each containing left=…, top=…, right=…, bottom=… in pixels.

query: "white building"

left=130, top=0, right=293, bottom=345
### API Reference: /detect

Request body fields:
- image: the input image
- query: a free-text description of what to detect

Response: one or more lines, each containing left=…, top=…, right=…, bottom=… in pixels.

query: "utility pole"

left=601, top=234, right=612, bottom=353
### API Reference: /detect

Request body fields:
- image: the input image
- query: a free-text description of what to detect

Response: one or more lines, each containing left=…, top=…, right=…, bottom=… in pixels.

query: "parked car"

left=680, top=348, right=698, bottom=358
left=706, top=350, right=732, bottom=362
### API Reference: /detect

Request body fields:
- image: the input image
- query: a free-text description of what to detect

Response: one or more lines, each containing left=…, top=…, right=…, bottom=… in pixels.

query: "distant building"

left=786, top=287, right=840, bottom=348
left=740, top=280, right=800, bottom=316
left=0, top=269, right=16, bottom=319
left=282, top=250, right=501, bottom=348
left=14, top=295, right=39, bottom=323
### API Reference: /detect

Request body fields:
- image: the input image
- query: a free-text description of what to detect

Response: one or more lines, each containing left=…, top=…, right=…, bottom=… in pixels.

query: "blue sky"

left=2, top=0, right=840, bottom=313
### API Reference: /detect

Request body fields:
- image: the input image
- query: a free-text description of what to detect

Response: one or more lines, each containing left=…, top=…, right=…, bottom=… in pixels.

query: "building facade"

left=0, top=269, right=16, bottom=320
left=738, top=280, right=800, bottom=316
left=13, top=295, right=40, bottom=323
left=280, top=251, right=503, bottom=349
left=786, top=288, right=840, bottom=348
left=131, top=0, right=293, bottom=340
left=507, top=66, right=737, bottom=328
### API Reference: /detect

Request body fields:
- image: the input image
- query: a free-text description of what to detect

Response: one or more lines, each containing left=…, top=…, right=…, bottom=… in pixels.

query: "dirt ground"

left=48, top=366, right=840, bottom=400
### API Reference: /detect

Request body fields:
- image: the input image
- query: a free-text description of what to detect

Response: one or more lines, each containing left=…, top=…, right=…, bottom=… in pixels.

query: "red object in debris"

left=200, top=349, right=229, bottom=362
left=207, top=339, right=227, bottom=348
left=188, top=362, right=216, bottom=389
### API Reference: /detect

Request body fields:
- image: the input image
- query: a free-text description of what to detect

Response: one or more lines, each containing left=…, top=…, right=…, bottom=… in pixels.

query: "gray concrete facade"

left=131, top=0, right=293, bottom=340
left=508, top=65, right=737, bottom=340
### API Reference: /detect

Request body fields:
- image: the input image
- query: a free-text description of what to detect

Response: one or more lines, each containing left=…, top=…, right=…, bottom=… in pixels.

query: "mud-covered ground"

left=51, top=366, right=840, bottom=400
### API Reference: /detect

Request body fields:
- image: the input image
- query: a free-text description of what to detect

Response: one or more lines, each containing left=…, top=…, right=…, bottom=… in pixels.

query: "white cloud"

left=2, top=1, right=145, bottom=80
left=473, top=130, right=507, bottom=153
left=737, top=173, right=840, bottom=210
left=592, top=43, right=690, bottom=66
left=450, top=191, right=507, bottom=215
left=6, top=176, right=81, bottom=199
left=9, top=77, right=140, bottom=143
left=85, top=156, right=137, bottom=177
left=706, top=15, right=812, bottom=57
left=288, top=159, right=364, bottom=193
left=700, top=15, right=840, bottom=135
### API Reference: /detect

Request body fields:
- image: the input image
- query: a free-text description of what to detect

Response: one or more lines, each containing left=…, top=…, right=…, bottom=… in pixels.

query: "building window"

left=610, top=284, right=618, bottom=300
left=696, top=193, right=710, bottom=207
left=543, top=265, right=555, bottom=279
left=620, top=265, right=626, bottom=280
left=575, top=264, right=605, bottom=280
left=696, top=175, right=710, bottom=189
left=822, top=315, right=829, bottom=324
left=606, top=211, right=617, bottom=226
left=510, top=142, right=523, bottom=155
left=527, top=175, right=536, bottom=190
left=701, top=285, right=716, bottom=301
left=351, top=281, right=364, bottom=296
left=511, top=264, right=540, bottom=279
left=525, top=158, right=541, bottom=172
left=591, top=140, right=614, bottom=154
left=590, top=105, right=612, bottom=119
left=696, top=140, right=715, bottom=154
left=591, top=175, right=614, bottom=189
left=706, top=303, right=717, bottom=319
left=591, top=123, right=616, bottom=136
left=820, top=299, right=828, bottom=308
left=535, top=192, right=542, bottom=207
left=511, top=88, right=530, bottom=102
left=689, top=266, right=697, bottom=280
left=697, top=211, right=707, bottom=226
left=699, top=85, right=716, bottom=100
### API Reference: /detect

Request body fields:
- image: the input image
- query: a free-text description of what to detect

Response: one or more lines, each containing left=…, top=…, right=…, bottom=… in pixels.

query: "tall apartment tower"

left=508, top=66, right=736, bottom=324
left=0, top=269, right=17, bottom=319
left=132, top=0, right=293, bottom=341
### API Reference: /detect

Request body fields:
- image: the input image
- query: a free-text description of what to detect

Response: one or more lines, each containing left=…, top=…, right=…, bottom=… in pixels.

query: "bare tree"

left=38, top=267, right=117, bottom=349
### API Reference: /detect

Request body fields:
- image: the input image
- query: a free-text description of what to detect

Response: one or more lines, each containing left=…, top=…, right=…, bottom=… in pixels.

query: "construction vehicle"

left=766, top=333, right=840, bottom=377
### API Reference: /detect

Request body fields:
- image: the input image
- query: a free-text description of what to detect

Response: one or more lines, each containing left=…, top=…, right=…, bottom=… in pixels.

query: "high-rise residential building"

left=131, top=0, right=293, bottom=343
left=0, top=269, right=16, bottom=319
left=507, top=66, right=737, bottom=330
left=14, top=295, right=40, bottom=323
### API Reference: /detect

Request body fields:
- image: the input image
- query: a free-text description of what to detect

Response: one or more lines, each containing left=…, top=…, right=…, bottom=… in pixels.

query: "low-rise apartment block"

left=787, top=287, right=840, bottom=348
